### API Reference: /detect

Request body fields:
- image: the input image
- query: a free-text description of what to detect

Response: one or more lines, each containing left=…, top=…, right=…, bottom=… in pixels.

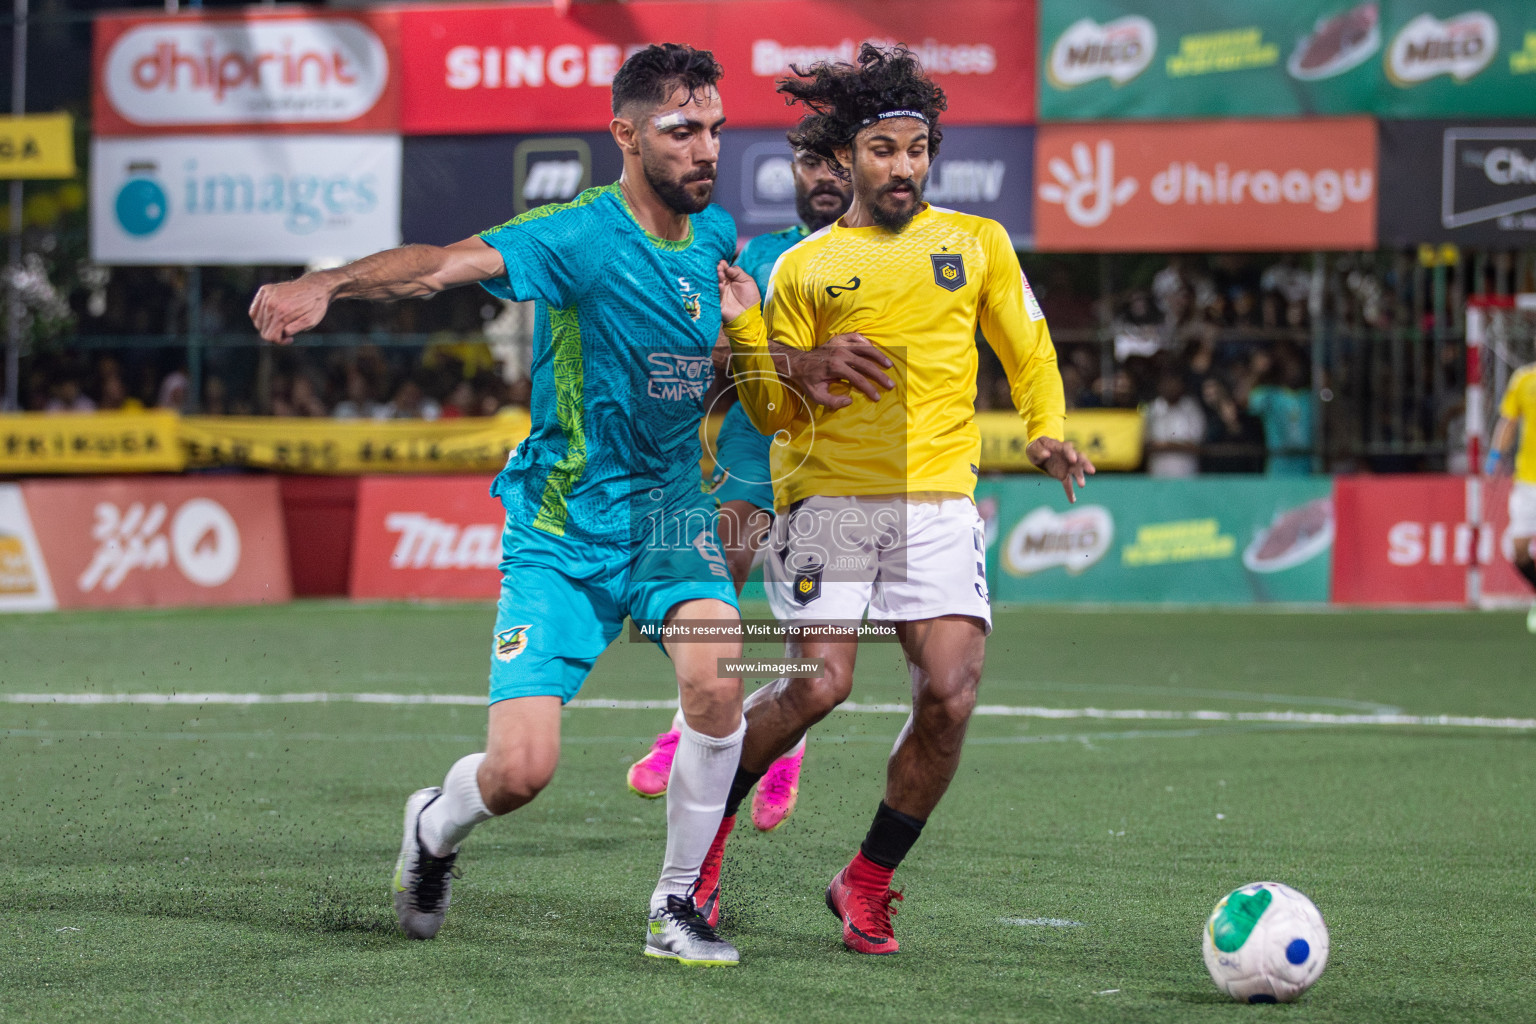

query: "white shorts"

left=1510, top=482, right=1536, bottom=537
left=764, top=494, right=992, bottom=632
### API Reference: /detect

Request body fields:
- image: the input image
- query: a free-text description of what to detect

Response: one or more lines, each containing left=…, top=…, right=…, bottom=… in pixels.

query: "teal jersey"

left=477, top=184, right=737, bottom=545
left=739, top=223, right=808, bottom=294
left=1247, top=386, right=1314, bottom=456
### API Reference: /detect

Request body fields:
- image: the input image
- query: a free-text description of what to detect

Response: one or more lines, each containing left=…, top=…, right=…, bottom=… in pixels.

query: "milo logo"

left=1385, top=11, right=1497, bottom=86
left=1048, top=16, right=1156, bottom=89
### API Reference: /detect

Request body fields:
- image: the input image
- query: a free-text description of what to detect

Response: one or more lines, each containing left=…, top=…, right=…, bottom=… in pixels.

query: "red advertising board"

left=1329, top=474, right=1531, bottom=605
left=349, top=476, right=503, bottom=600
left=395, top=0, right=1034, bottom=134
left=1480, top=475, right=1536, bottom=603
left=93, top=9, right=400, bottom=135
left=1034, top=118, right=1378, bottom=252
left=21, top=477, right=291, bottom=610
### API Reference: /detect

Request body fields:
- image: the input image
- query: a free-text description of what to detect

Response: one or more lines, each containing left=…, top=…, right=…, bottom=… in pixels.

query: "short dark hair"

left=779, top=44, right=946, bottom=179
left=611, top=43, right=724, bottom=116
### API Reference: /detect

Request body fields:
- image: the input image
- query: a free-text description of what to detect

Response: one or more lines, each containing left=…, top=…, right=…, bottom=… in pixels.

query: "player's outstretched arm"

left=249, top=238, right=506, bottom=345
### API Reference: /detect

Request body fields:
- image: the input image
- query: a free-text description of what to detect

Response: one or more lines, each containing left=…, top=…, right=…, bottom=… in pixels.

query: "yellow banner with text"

left=977, top=409, right=1144, bottom=472
left=1, top=409, right=1139, bottom=475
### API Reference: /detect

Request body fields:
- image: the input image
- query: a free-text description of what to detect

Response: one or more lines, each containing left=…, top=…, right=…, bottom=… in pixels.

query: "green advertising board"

left=977, top=476, right=1334, bottom=604
left=1039, top=0, right=1536, bottom=120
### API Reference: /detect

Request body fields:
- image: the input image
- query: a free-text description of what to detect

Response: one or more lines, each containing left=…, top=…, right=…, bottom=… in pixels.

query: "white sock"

left=418, top=752, right=494, bottom=858
left=783, top=733, right=807, bottom=759
left=650, top=717, right=746, bottom=911
left=670, top=707, right=686, bottom=733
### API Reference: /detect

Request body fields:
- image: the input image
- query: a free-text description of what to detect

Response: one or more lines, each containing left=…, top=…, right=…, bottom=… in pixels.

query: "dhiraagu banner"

left=977, top=476, right=1335, bottom=604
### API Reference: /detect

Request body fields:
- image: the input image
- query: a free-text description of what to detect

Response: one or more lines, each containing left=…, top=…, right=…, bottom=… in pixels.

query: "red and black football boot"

left=692, top=813, right=735, bottom=928
left=826, top=853, right=904, bottom=955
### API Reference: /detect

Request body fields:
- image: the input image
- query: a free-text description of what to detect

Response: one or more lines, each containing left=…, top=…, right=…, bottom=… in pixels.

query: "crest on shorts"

left=931, top=253, right=966, bottom=292
left=791, top=561, right=823, bottom=606
left=494, top=625, right=531, bottom=662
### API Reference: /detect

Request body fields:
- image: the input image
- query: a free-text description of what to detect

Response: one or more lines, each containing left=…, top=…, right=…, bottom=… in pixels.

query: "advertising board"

left=1378, top=120, right=1536, bottom=246
left=1331, top=474, right=1532, bottom=604
left=21, top=478, right=291, bottom=610
left=1034, top=118, right=1377, bottom=251
left=978, top=475, right=1335, bottom=603
left=91, top=135, right=401, bottom=266
left=401, top=126, right=1034, bottom=246
left=349, top=476, right=504, bottom=600
left=1038, top=1, right=1536, bottom=120
left=93, top=10, right=399, bottom=135
left=0, top=485, right=56, bottom=613
left=397, top=0, right=1033, bottom=134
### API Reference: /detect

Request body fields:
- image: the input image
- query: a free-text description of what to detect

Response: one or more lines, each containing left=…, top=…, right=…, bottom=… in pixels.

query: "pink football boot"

left=626, top=729, right=680, bottom=798
left=751, top=745, right=804, bottom=831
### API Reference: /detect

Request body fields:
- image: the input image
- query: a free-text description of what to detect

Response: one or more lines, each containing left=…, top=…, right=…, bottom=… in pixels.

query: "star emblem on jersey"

left=494, top=625, right=531, bottom=661
left=930, top=254, right=966, bottom=292
left=825, top=277, right=861, bottom=297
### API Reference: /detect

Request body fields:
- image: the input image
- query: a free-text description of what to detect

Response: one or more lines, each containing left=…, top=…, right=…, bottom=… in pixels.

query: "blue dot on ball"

left=1286, top=938, right=1310, bottom=964
left=1249, top=994, right=1279, bottom=1004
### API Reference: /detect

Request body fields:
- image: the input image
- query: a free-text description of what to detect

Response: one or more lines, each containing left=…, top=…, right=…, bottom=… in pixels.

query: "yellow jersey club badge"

left=931, top=253, right=966, bottom=292
left=495, top=625, right=531, bottom=662
left=791, top=561, right=823, bottom=606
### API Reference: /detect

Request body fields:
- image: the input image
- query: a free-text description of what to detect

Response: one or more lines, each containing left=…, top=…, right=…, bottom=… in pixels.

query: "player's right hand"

left=249, top=275, right=335, bottom=345
left=788, top=333, right=895, bottom=409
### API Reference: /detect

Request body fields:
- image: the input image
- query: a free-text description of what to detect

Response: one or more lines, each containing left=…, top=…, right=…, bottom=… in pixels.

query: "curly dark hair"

left=778, top=43, right=946, bottom=179
left=610, top=43, right=724, bottom=116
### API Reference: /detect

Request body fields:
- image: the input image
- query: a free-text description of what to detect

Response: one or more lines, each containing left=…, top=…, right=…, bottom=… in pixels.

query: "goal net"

left=1466, top=294, right=1536, bottom=606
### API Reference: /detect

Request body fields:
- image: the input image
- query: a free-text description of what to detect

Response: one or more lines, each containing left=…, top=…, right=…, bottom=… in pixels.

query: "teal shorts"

left=488, top=514, right=738, bottom=705
left=708, top=403, right=776, bottom=512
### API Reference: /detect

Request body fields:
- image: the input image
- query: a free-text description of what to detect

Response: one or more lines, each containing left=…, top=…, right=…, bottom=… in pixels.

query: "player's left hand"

left=717, top=261, right=762, bottom=325
left=1027, top=437, right=1095, bottom=503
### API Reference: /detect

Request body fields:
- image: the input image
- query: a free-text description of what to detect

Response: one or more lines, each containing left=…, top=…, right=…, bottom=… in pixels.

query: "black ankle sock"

left=859, top=801, right=927, bottom=870
left=723, top=767, right=765, bottom=819
left=1517, top=559, right=1536, bottom=590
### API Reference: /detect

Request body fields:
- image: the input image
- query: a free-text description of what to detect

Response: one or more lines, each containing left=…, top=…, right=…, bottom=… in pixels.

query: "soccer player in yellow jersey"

left=1486, top=362, right=1536, bottom=632
left=698, top=44, right=1093, bottom=955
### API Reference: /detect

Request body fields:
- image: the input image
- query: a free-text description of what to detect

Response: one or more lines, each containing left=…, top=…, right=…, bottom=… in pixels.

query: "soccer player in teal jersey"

left=249, top=45, right=747, bottom=966
left=626, top=147, right=849, bottom=857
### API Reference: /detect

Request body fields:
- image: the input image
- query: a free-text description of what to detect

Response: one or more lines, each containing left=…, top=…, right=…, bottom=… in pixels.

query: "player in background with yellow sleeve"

left=1486, top=362, right=1536, bottom=632
left=700, top=44, right=1092, bottom=956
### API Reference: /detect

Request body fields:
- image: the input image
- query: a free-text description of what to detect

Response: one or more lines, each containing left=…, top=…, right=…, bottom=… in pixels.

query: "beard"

left=643, top=148, right=715, bottom=215
left=795, top=181, right=850, bottom=232
left=867, top=175, right=926, bottom=232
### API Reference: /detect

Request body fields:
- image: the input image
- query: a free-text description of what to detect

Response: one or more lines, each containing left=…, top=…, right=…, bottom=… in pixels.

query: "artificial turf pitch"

left=1, top=603, right=1532, bottom=1023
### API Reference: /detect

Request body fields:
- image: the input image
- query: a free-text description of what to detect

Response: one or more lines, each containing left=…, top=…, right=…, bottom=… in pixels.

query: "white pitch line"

left=0, top=692, right=1532, bottom=730
left=1000, top=917, right=1084, bottom=928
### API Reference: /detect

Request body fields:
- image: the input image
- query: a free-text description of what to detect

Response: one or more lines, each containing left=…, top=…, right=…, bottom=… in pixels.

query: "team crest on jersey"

left=791, top=562, right=823, bottom=605
left=678, top=276, right=703, bottom=321
left=930, top=253, right=967, bottom=292
left=495, top=625, right=531, bottom=662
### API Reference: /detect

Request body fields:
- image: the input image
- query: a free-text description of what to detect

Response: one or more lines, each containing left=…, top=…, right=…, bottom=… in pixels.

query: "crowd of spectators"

left=12, top=250, right=1495, bottom=474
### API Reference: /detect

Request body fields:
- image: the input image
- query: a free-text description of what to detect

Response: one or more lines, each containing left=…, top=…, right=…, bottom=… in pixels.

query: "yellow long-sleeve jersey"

left=1500, top=364, right=1536, bottom=483
left=724, top=204, right=1065, bottom=511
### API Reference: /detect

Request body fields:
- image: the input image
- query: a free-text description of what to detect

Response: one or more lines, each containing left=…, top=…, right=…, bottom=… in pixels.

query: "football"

left=1202, top=882, right=1330, bottom=1003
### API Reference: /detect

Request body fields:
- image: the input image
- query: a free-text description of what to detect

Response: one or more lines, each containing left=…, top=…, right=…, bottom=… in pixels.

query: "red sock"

left=845, top=849, right=896, bottom=893
left=697, top=814, right=735, bottom=889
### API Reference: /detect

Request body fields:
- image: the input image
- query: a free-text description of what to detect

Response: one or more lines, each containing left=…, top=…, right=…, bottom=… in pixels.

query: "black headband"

left=853, top=109, right=930, bottom=133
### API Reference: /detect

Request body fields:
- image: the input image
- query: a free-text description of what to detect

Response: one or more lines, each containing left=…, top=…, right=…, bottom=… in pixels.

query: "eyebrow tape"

left=652, top=112, right=689, bottom=131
